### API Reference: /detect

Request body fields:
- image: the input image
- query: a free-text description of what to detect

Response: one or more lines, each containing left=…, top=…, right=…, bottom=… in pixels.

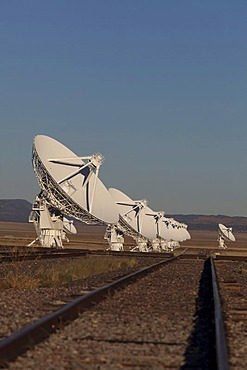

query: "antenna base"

left=104, top=225, right=124, bottom=251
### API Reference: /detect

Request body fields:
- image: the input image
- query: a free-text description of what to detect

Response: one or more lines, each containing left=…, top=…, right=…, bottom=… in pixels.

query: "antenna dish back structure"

left=218, top=223, right=235, bottom=249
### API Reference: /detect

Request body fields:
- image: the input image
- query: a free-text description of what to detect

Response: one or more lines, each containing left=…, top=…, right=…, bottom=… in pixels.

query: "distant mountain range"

left=166, top=214, right=247, bottom=233
left=0, top=199, right=32, bottom=222
left=0, top=199, right=246, bottom=232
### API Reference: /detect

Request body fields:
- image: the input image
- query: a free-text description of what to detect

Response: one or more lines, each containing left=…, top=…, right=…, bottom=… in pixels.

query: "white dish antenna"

left=166, top=218, right=189, bottom=242
left=183, top=223, right=191, bottom=240
left=145, top=209, right=170, bottom=239
left=108, top=188, right=157, bottom=241
left=63, top=217, right=77, bottom=234
left=32, top=135, right=119, bottom=225
left=145, top=212, right=191, bottom=249
left=162, top=217, right=178, bottom=241
left=218, top=223, right=235, bottom=242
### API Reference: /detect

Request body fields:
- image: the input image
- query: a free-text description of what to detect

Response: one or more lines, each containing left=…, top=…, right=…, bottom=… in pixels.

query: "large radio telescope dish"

left=218, top=223, right=235, bottom=242
left=165, top=218, right=190, bottom=242
left=108, top=188, right=157, bottom=240
left=146, top=212, right=190, bottom=243
left=162, top=217, right=177, bottom=241
left=32, top=135, right=119, bottom=225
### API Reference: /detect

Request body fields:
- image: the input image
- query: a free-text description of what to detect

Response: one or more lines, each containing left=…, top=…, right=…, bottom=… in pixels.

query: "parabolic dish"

left=219, top=223, right=235, bottom=242
left=166, top=219, right=185, bottom=242
left=144, top=208, right=170, bottom=240
left=32, top=135, right=119, bottom=225
left=108, top=188, right=157, bottom=240
left=63, top=217, right=77, bottom=234
left=183, top=224, right=191, bottom=240
left=156, top=214, right=174, bottom=241
left=162, top=217, right=176, bottom=241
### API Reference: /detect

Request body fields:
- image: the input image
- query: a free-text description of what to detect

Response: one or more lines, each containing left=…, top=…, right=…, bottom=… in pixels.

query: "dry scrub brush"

left=0, top=255, right=138, bottom=289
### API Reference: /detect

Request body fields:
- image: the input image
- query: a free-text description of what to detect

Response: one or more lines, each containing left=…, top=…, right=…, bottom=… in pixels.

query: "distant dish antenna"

left=145, top=211, right=191, bottom=251
left=30, top=135, right=119, bottom=248
left=161, top=217, right=181, bottom=250
left=218, top=223, right=235, bottom=249
left=166, top=218, right=191, bottom=243
left=145, top=210, right=164, bottom=251
left=63, top=216, right=77, bottom=235
left=108, top=188, right=157, bottom=252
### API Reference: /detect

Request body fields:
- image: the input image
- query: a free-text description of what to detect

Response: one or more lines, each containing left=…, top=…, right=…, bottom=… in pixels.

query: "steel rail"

left=215, top=254, right=247, bottom=262
left=0, top=251, right=88, bottom=263
left=0, top=249, right=174, bottom=263
left=91, top=250, right=174, bottom=258
left=210, top=257, right=229, bottom=370
left=0, top=255, right=179, bottom=366
left=179, top=253, right=208, bottom=260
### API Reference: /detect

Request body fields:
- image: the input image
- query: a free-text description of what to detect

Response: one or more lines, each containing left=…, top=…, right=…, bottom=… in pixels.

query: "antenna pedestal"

left=151, top=238, right=161, bottom=252
left=218, top=235, right=227, bottom=249
left=136, top=238, right=149, bottom=252
left=104, top=225, right=124, bottom=251
left=167, top=241, right=180, bottom=251
left=160, top=239, right=169, bottom=252
left=217, top=224, right=235, bottom=250
left=130, top=237, right=149, bottom=252
left=29, top=197, right=66, bottom=248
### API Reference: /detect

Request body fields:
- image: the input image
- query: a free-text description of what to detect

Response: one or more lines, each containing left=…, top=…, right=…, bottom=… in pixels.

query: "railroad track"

left=0, top=246, right=175, bottom=263
left=214, top=259, right=247, bottom=369
left=0, top=253, right=230, bottom=369
left=90, top=249, right=175, bottom=258
left=0, top=249, right=88, bottom=263
left=215, top=254, right=247, bottom=262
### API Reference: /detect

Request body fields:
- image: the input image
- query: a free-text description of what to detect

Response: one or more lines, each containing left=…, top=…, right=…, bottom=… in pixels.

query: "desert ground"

left=1, top=221, right=247, bottom=256
left=0, top=222, right=108, bottom=249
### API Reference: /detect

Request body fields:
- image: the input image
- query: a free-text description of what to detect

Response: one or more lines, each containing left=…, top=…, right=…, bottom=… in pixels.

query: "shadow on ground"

left=180, top=258, right=216, bottom=370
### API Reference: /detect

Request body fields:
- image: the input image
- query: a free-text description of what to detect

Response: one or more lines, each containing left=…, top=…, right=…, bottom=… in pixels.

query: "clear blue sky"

left=0, top=1, right=247, bottom=216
